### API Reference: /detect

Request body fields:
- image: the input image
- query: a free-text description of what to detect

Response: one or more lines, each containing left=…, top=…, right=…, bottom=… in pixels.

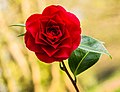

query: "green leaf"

left=68, top=48, right=101, bottom=76
left=10, top=24, right=26, bottom=27
left=68, top=35, right=111, bottom=76
left=79, top=35, right=111, bottom=58
left=17, top=33, right=25, bottom=37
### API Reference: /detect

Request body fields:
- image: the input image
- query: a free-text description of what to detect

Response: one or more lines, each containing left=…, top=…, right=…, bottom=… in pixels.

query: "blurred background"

left=0, top=0, right=120, bottom=92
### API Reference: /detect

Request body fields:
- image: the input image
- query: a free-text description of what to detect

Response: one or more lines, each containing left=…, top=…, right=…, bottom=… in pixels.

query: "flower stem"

left=61, top=61, right=80, bottom=92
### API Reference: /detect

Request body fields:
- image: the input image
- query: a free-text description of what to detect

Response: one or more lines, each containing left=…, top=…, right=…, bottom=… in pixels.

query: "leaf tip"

left=109, top=54, right=112, bottom=59
left=106, top=51, right=112, bottom=59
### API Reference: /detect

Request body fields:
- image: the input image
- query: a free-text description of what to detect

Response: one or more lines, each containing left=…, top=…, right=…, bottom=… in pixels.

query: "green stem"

left=61, top=61, right=80, bottom=92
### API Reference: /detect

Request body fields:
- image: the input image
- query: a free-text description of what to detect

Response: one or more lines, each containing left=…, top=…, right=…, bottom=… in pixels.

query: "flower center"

left=46, top=26, right=62, bottom=42
left=47, top=26, right=59, bottom=36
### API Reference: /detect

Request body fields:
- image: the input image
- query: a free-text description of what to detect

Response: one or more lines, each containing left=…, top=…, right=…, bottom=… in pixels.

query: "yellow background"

left=0, top=0, right=120, bottom=92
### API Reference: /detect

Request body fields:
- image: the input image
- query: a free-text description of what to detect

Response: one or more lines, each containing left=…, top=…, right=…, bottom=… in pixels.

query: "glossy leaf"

left=68, top=48, right=101, bottom=76
left=68, top=35, right=111, bottom=76
left=79, top=35, right=111, bottom=58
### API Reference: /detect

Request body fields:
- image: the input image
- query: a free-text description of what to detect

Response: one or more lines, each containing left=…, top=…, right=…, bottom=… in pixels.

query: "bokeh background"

left=0, top=0, right=120, bottom=92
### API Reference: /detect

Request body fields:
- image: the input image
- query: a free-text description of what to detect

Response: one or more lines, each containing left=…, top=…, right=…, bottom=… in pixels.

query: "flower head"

left=25, top=5, right=81, bottom=63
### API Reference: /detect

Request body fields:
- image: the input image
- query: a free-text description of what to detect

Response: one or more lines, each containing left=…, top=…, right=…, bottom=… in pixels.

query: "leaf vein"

left=74, top=51, right=89, bottom=75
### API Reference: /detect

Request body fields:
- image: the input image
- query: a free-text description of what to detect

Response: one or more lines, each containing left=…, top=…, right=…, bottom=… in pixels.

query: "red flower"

left=25, top=5, right=81, bottom=63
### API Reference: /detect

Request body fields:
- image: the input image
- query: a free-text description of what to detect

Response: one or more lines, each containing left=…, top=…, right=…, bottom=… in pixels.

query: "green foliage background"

left=0, top=0, right=120, bottom=92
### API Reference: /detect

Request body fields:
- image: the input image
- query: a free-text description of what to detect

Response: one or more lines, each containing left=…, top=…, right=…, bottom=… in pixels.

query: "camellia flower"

left=25, top=5, right=81, bottom=63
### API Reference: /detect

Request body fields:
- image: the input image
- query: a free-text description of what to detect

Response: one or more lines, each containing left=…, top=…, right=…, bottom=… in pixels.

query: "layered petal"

left=25, top=5, right=81, bottom=63
left=41, top=45, right=59, bottom=57
left=35, top=52, right=56, bottom=63
left=26, top=14, right=50, bottom=38
left=25, top=32, right=43, bottom=53
left=42, top=5, right=66, bottom=16
left=64, top=12, right=81, bottom=50
left=54, top=47, right=72, bottom=60
left=26, top=14, right=41, bottom=38
left=58, top=37, right=72, bottom=48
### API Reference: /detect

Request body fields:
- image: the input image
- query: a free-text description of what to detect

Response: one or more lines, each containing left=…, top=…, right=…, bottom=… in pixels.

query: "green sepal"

left=17, top=33, right=25, bottom=37
left=10, top=24, right=26, bottom=27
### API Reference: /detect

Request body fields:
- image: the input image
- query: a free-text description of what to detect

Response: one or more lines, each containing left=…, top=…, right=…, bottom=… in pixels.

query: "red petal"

left=67, top=12, right=81, bottom=27
left=54, top=48, right=72, bottom=59
left=26, top=14, right=41, bottom=38
left=26, top=14, right=41, bottom=23
left=39, top=33, right=54, bottom=46
left=72, top=34, right=81, bottom=50
left=58, top=38, right=72, bottom=48
left=42, top=5, right=66, bottom=16
left=46, top=19, right=57, bottom=26
left=35, top=32, right=47, bottom=45
left=35, top=52, right=56, bottom=63
left=52, top=14, right=64, bottom=24
left=41, top=46, right=59, bottom=57
left=24, top=32, right=43, bottom=53
left=35, top=32, right=60, bottom=49
left=65, top=12, right=81, bottom=50
left=39, top=35, right=60, bottom=49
